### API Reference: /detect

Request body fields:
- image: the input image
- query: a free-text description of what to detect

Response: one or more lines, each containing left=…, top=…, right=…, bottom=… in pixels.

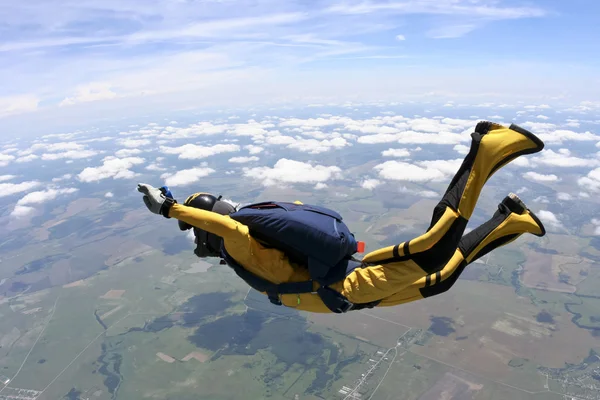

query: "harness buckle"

left=267, top=292, right=282, bottom=306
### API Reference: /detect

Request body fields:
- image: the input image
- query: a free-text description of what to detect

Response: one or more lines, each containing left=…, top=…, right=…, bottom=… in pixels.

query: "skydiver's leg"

left=362, top=121, right=544, bottom=274
left=417, top=193, right=545, bottom=298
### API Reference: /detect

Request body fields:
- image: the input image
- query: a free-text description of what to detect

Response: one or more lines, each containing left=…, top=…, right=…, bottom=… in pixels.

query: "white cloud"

left=577, top=168, right=600, bottom=193
left=0, top=181, right=41, bottom=198
left=579, top=191, right=590, bottom=198
left=345, top=123, right=400, bottom=135
left=361, top=179, right=381, bottom=190
left=0, top=153, right=15, bottom=167
left=245, top=145, right=264, bottom=154
left=591, top=219, right=600, bottom=236
left=105, top=192, right=114, bottom=198
left=115, top=148, right=143, bottom=157
left=529, top=149, right=600, bottom=168
left=523, top=171, right=559, bottom=182
left=382, top=148, right=410, bottom=157
left=0, top=94, right=39, bottom=118
left=374, top=159, right=462, bottom=182
left=538, top=210, right=563, bottom=229
left=557, top=192, right=572, bottom=201
left=509, top=148, right=600, bottom=169
left=278, top=116, right=352, bottom=129
left=160, top=143, right=240, bottom=159
left=453, top=144, right=469, bottom=155
left=146, top=163, right=167, bottom=171
left=536, top=129, right=600, bottom=144
left=0, top=174, right=16, bottom=182
left=229, top=156, right=259, bottom=163
left=83, top=136, right=114, bottom=143
left=565, top=120, right=580, bottom=128
left=229, top=121, right=276, bottom=138
left=78, top=156, right=145, bottom=182
left=356, top=133, right=401, bottom=144
left=289, top=137, right=349, bottom=154
left=11, top=205, right=37, bottom=218
left=51, top=173, right=73, bottom=182
left=17, top=187, right=78, bottom=206
left=16, top=154, right=39, bottom=163
left=243, top=159, right=342, bottom=186
left=41, top=132, right=80, bottom=140
left=264, top=135, right=296, bottom=145
left=264, top=136, right=349, bottom=154
left=524, top=104, right=551, bottom=111
left=395, top=34, right=406, bottom=41
left=45, top=142, right=84, bottom=152
left=516, top=186, right=528, bottom=194
left=10, top=187, right=78, bottom=218
left=536, top=115, right=549, bottom=120
left=59, top=82, right=118, bottom=106
left=160, top=167, right=215, bottom=186
left=565, top=101, right=600, bottom=113
left=41, top=149, right=98, bottom=160
left=399, top=186, right=438, bottom=198
left=314, top=182, right=328, bottom=190
left=17, top=141, right=83, bottom=157
left=418, top=159, right=463, bottom=177
left=118, top=138, right=152, bottom=148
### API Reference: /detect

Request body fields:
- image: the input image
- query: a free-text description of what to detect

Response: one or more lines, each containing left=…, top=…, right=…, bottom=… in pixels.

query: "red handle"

left=357, top=241, right=366, bottom=253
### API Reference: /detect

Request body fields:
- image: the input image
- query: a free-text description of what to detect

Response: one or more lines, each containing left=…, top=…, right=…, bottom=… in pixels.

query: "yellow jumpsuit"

left=169, top=122, right=546, bottom=313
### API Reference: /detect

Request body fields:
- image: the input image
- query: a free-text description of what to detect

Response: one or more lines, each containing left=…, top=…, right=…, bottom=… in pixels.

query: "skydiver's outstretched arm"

left=168, top=203, right=247, bottom=239
left=137, top=183, right=247, bottom=240
left=362, top=121, right=544, bottom=274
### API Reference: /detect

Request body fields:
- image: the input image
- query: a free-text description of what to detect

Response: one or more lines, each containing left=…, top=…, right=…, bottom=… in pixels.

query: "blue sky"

left=1, top=0, right=598, bottom=127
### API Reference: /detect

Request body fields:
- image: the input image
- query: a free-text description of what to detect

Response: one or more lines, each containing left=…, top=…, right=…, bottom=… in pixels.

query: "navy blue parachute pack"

left=220, top=201, right=380, bottom=313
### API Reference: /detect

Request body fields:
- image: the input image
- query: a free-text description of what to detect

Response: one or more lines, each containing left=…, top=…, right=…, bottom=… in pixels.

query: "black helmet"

left=178, top=193, right=236, bottom=258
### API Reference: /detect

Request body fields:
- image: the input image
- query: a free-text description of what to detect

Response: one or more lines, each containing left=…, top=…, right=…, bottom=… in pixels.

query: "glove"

left=137, top=183, right=176, bottom=218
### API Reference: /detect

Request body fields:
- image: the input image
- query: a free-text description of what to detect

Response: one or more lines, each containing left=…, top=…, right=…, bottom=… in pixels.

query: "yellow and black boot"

left=455, top=121, right=545, bottom=220
left=363, top=122, right=545, bottom=272
left=418, top=193, right=546, bottom=298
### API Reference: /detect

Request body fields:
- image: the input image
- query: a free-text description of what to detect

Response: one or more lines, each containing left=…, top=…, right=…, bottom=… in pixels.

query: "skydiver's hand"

left=137, top=183, right=170, bottom=215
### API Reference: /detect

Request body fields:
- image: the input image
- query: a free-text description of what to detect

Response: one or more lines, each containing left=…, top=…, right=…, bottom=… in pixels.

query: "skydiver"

left=137, top=121, right=546, bottom=313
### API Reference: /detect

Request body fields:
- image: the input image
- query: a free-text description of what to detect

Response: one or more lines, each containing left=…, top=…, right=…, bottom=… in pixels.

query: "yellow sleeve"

left=168, top=203, right=247, bottom=241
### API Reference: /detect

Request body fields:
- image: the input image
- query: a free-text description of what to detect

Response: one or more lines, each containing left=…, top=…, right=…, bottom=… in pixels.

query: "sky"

left=1, top=0, right=599, bottom=130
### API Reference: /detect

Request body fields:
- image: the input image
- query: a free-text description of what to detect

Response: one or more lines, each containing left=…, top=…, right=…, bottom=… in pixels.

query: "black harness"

left=220, top=244, right=381, bottom=313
